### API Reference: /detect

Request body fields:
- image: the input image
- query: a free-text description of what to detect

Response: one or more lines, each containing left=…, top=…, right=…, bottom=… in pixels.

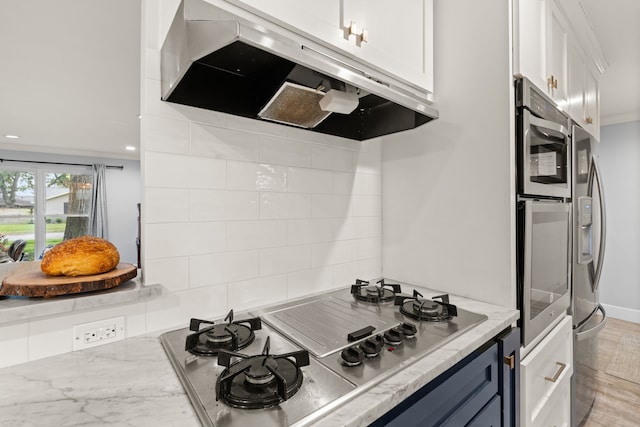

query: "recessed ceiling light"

left=3, top=134, right=19, bottom=139
left=125, top=146, right=136, bottom=151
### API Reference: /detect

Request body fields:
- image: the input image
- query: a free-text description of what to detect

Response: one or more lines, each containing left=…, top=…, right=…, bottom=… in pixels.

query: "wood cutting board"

left=0, top=263, right=137, bottom=297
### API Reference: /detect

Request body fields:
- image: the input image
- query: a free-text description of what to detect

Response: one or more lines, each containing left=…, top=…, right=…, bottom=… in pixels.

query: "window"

left=0, top=164, right=92, bottom=261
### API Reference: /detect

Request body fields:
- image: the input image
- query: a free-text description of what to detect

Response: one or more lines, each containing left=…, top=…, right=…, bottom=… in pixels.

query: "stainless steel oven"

left=516, top=77, right=572, bottom=198
left=517, top=199, right=571, bottom=347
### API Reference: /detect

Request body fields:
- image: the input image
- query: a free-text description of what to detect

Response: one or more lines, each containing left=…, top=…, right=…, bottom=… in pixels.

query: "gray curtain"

left=89, top=164, right=109, bottom=239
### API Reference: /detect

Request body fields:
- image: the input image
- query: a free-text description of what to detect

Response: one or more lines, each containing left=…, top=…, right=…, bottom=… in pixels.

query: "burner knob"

left=360, top=336, right=384, bottom=357
left=383, top=327, right=405, bottom=345
left=341, top=346, right=365, bottom=366
left=400, top=322, right=417, bottom=338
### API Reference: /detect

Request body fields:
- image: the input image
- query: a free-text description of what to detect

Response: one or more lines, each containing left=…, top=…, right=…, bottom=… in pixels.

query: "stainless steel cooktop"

left=160, top=281, right=488, bottom=427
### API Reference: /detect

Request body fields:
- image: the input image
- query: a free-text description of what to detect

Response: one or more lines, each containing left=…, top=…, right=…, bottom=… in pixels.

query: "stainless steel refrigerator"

left=571, top=124, right=607, bottom=426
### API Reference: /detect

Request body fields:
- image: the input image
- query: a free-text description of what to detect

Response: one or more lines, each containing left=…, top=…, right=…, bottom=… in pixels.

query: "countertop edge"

left=306, top=295, right=519, bottom=427
left=0, top=274, right=164, bottom=325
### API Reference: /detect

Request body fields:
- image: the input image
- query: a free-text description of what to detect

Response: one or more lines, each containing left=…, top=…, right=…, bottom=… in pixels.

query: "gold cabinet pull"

left=348, top=21, right=359, bottom=38
left=585, top=117, right=593, bottom=124
left=504, top=355, right=515, bottom=370
left=547, top=76, right=554, bottom=90
left=544, top=361, right=567, bottom=382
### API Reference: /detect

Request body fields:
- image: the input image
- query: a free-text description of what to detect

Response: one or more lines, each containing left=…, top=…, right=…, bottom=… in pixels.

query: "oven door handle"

left=528, top=114, right=570, bottom=140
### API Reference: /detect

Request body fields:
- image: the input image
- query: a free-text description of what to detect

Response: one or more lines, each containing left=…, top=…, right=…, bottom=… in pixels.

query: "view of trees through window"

left=0, top=168, right=92, bottom=262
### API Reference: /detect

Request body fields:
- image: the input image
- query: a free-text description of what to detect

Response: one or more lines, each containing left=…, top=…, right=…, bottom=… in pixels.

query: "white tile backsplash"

left=312, top=145, right=354, bottom=172
left=146, top=285, right=229, bottom=332
left=227, top=274, right=288, bottom=311
left=145, top=222, right=226, bottom=259
left=143, top=115, right=190, bottom=155
left=287, top=267, right=333, bottom=300
left=286, top=219, right=334, bottom=245
left=260, top=193, right=311, bottom=220
left=143, top=257, right=190, bottom=292
left=312, top=240, right=353, bottom=267
left=190, top=250, right=260, bottom=287
left=259, top=135, right=312, bottom=168
left=189, top=189, right=259, bottom=222
left=287, top=167, right=333, bottom=194
left=191, top=123, right=260, bottom=162
left=260, top=245, right=312, bottom=276
left=311, top=194, right=352, bottom=218
left=145, top=188, right=189, bottom=223
left=227, top=220, right=287, bottom=251
left=0, top=323, right=29, bottom=369
left=227, top=161, right=287, bottom=192
left=146, top=151, right=227, bottom=189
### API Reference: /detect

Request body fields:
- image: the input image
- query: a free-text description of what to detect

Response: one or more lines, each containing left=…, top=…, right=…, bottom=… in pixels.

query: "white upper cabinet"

left=226, top=0, right=433, bottom=93
left=515, top=0, right=603, bottom=138
left=514, top=0, right=569, bottom=107
left=567, top=34, right=600, bottom=140
left=546, top=0, right=569, bottom=109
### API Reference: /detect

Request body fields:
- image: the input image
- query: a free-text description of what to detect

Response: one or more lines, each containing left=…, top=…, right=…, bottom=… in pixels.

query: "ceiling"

left=0, top=0, right=141, bottom=160
left=0, top=0, right=638, bottom=159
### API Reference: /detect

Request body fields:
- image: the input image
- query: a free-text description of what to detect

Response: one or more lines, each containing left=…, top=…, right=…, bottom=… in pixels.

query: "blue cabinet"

left=371, top=327, right=520, bottom=427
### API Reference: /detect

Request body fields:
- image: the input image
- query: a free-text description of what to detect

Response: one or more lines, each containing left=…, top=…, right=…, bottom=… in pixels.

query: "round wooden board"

left=0, top=263, right=138, bottom=297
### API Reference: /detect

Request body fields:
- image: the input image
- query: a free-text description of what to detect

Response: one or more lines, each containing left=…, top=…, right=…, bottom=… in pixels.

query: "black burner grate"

left=395, top=291, right=458, bottom=322
left=185, top=310, right=262, bottom=356
left=351, top=279, right=402, bottom=304
left=216, top=337, right=310, bottom=409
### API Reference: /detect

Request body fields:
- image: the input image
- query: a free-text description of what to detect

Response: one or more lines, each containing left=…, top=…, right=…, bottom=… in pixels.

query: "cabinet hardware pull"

left=585, top=117, right=593, bottom=124
left=360, top=28, right=368, bottom=43
left=552, top=77, right=558, bottom=89
left=544, top=361, right=566, bottom=382
left=348, top=21, right=359, bottom=37
left=504, top=355, right=515, bottom=370
left=547, top=76, right=554, bottom=90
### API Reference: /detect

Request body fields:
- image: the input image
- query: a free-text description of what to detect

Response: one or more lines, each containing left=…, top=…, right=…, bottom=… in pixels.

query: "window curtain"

left=89, top=164, right=109, bottom=239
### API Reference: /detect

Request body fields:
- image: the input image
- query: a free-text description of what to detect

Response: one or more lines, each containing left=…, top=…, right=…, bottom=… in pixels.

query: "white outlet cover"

left=73, top=316, right=126, bottom=351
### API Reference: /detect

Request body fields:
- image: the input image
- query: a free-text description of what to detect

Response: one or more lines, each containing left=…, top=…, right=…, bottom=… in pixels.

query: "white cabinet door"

left=520, top=316, right=573, bottom=427
left=227, top=0, right=433, bottom=92
left=567, top=35, right=586, bottom=122
left=584, top=65, right=600, bottom=140
left=342, top=0, right=432, bottom=91
left=515, top=0, right=569, bottom=107
left=515, top=0, right=548, bottom=93
left=546, top=0, right=569, bottom=109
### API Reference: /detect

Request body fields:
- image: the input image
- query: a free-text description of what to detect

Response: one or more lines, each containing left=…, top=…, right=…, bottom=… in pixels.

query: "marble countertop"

left=0, top=291, right=518, bottom=427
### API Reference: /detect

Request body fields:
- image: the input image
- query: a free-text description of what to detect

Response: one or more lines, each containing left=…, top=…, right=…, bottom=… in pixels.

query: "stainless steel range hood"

left=161, top=0, right=438, bottom=141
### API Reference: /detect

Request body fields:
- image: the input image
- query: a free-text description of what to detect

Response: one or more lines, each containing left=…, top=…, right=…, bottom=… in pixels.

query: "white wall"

left=140, top=0, right=382, bottom=333
left=0, top=149, right=141, bottom=263
left=381, top=0, right=516, bottom=308
left=594, top=120, right=640, bottom=323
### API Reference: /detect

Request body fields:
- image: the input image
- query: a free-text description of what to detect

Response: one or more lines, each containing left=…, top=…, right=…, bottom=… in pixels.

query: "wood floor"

left=581, top=316, right=640, bottom=427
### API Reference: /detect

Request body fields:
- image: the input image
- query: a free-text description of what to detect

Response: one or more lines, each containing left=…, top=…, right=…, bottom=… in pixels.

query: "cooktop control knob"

left=383, top=327, right=405, bottom=345
left=341, top=346, right=365, bottom=366
left=360, top=335, right=384, bottom=357
left=400, top=322, right=417, bottom=338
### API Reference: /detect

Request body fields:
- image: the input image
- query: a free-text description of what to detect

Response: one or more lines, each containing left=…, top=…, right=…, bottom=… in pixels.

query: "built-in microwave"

left=516, top=77, right=572, bottom=199
left=516, top=199, right=571, bottom=347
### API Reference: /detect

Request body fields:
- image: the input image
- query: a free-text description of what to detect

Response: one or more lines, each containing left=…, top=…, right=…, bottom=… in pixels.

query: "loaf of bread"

left=41, top=236, right=120, bottom=276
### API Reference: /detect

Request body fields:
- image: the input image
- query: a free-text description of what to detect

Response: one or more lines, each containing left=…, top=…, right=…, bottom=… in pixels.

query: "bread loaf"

left=41, top=236, right=120, bottom=276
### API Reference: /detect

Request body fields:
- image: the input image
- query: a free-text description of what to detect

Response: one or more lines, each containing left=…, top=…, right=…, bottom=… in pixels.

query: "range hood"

left=161, top=0, right=439, bottom=141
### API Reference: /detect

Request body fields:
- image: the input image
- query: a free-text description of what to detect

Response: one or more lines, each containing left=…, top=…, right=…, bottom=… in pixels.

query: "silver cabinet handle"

left=544, top=362, right=567, bottom=382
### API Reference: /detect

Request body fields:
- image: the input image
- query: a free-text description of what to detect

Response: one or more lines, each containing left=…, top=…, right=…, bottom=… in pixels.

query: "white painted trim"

left=600, top=112, right=640, bottom=126
left=601, top=303, right=640, bottom=325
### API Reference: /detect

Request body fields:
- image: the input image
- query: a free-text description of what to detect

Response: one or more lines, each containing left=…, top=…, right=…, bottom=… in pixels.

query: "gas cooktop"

left=160, top=280, right=488, bottom=427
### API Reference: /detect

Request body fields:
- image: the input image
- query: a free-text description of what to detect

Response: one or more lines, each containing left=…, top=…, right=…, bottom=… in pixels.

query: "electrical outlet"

left=73, top=316, right=125, bottom=351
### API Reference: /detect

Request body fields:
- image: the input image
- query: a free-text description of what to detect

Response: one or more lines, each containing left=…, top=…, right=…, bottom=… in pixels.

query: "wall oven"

left=515, top=77, right=571, bottom=347
left=516, top=77, right=572, bottom=198
left=517, top=199, right=571, bottom=346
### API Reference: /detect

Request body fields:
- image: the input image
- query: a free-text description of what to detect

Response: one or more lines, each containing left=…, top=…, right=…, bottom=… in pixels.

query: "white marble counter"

left=0, top=292, right=518, bottom=427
